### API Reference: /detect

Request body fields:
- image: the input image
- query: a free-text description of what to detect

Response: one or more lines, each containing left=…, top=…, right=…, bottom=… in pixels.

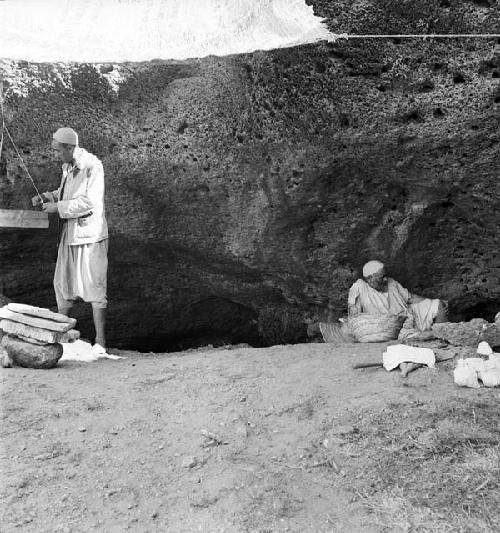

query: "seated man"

left=348, top=260, right=448, bottom=376
left=348, top=260, right=447, bottom=340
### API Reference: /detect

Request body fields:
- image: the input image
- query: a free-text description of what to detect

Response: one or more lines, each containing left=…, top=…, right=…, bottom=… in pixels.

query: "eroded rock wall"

left=1, top=0, right=500, bottom=350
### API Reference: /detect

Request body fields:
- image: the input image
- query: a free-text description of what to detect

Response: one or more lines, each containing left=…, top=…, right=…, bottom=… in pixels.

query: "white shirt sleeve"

left=57, top=162, right=103, bottom=219
left=348, top=280, right=361, bottom=306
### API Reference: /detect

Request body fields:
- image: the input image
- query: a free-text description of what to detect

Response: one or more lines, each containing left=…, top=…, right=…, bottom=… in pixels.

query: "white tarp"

left=0, top=0, right=333, bottom=62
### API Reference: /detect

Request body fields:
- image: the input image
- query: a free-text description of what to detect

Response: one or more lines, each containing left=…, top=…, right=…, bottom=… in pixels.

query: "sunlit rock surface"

left=1, top=1, right=500, bottom=350
left=0, top=0, right=332, bottom=62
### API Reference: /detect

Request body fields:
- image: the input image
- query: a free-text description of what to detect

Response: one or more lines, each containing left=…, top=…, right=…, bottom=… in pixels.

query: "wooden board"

left=0, top=308, right=74, bottom=333
left=0, top=209, right=49, bottom=229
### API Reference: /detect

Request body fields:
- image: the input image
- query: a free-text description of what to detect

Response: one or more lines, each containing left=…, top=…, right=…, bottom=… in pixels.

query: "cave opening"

left=452, top=299, right=500, bottom=323
left=65, top=293, right=309, bottom=353
left=73, top=296, right=269, bottom=353
left=121, top=326, right=264, bottom=353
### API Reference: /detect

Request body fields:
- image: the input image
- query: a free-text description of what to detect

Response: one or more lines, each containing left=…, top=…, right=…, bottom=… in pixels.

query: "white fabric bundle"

left=60, top=339, right=124, bottom=362
left=478, top=357, right=500, bottom=387
left=454, top=355, right=500, bottom=388
left=382, top=344, right=435, bottom=371
left=477, top=341, right=493, bottom=356
left=454, top=359, right=480, bottom=388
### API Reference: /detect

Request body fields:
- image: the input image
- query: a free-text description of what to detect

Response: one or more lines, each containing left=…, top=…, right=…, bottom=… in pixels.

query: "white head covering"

left=53, top=127, right=78, bottom=146
left=362, top=260, right=385, bottom=277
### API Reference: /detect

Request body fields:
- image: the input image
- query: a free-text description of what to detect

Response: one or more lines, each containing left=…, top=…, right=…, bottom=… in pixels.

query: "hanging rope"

left=0, top=81, right=4, bottom=165
left=0, top=90, right=44, bottom=203
left=0, top=106, right=4, bottom=165
left=328, top=33, right=500, bottom=42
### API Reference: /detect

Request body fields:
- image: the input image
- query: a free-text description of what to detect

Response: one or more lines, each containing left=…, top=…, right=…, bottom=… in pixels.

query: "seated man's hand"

left=42, top=202, right=58, bottom=214
left=417, top=330, right=437, bottom=341
left=348, top=305, right=360, bottom=318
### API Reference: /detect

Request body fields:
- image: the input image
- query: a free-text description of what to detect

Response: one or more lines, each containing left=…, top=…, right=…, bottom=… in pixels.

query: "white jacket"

left=51, top=147, right=108, bottom=245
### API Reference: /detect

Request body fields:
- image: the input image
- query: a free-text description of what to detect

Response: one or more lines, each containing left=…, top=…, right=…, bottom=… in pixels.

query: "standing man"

left=34, top=127, right=108, bottom=355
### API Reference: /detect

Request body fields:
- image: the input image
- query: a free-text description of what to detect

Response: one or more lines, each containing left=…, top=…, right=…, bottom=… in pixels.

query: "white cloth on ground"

left=60, top=339, right=125, bottom=362
left=382, top=344, right=436, bottom=371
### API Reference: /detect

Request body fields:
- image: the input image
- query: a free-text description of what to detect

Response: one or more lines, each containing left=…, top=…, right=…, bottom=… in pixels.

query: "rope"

left=0, top=96, right=44, bottom=203
left=0, top=81, right=4, bottom=164
left=0, top=108, right=3, bottom=164
left=328, top=33, right=500, bottom=42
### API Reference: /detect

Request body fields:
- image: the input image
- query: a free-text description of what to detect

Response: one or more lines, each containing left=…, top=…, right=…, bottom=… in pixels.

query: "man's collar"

left=63, top=147, right=84, bottom=171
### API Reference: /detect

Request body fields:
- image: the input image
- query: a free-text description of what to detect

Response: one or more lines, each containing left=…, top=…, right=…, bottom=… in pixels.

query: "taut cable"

left=0, top=95, right=44, bottom=204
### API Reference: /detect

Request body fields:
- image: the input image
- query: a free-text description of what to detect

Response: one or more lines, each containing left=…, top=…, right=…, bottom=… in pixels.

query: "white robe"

left=348, top=278, right=410, bottom=316
left=348, top=278, right=440, bottom=337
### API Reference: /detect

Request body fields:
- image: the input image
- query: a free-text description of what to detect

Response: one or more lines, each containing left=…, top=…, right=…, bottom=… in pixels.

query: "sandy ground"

left=0, top=341, right=495, bottom=532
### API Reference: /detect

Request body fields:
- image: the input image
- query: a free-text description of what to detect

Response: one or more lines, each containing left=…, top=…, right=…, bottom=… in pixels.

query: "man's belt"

left=60, top=211, right=93, bottom=224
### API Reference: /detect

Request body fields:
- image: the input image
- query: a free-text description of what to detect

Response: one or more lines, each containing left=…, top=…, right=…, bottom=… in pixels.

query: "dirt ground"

left=1, top=342, right=499, bottom=533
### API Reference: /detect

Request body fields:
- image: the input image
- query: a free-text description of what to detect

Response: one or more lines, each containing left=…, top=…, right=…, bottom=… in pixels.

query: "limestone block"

left=0, top=308, right=75, bottom=333
left=1, top=335, right=63, bottom=369
left=0, top=209, right=49, bottom=229
left=0, top=346, right=13, bottom=368
left=480, top=324, right=500, bottom=347
left=0, top=320, right=80, bottom=344
left=6, top=303, right=75, bottom=324
left=432, top=319, right=498, bottom=347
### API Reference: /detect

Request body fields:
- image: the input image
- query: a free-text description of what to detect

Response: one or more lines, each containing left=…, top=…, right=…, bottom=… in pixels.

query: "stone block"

left=1, top=335, right=63, bottom=369
left=0, top=308, right=75, bottom=333
left=0, top=320, right=80, bottom=344
left=6, top=303, right=75, bottom=324
left=432, top=319, right=500, bottom=347
left=480, top=324, right=500, bottom=347
left=0, top=346, right=13, bottom=368
left=0, top=209, right=48, bottom=229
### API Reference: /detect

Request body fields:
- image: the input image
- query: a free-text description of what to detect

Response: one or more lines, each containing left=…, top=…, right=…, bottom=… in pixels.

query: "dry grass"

left=346, top=397, right=500, bottom=532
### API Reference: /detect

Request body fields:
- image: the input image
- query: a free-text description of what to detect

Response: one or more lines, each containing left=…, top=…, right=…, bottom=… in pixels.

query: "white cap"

left=362, top=260, right=385, bottom=277
left=53, top=127, right=78, bottom=146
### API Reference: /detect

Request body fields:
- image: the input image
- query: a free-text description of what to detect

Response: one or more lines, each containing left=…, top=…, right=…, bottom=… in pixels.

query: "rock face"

left=1, top=1, right=500, bottom=351
left=1, top=335, right=63, bottom=369
left=433, top=319, right=500, bottom=347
